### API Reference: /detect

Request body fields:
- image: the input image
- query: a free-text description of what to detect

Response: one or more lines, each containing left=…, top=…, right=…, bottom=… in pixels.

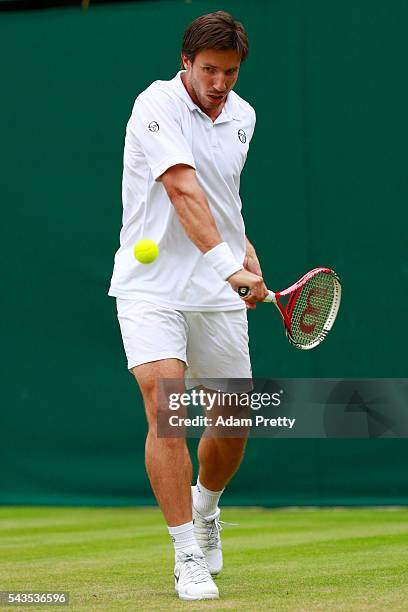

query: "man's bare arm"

left=160, top=164, right=268, bottom=302
left=244, top=236, right=262, bottom=276
left=160, top=164, right=221, bottom=253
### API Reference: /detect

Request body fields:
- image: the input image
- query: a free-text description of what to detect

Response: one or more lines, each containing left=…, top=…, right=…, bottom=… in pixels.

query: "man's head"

left=180, top=11, right=249, bottom=114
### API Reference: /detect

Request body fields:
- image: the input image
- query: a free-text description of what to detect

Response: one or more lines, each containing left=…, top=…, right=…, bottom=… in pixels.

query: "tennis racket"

left=239, top=267, right=341, bottom=350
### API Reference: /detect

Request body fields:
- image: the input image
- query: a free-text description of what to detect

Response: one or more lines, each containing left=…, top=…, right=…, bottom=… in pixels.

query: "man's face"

left=181, top=48, right=241, bottom=114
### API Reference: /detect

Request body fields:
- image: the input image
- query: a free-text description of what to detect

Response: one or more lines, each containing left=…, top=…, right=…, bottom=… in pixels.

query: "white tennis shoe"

left=192, top=502, right=223, bottom=576
left=174, top=549, right=219, bottom=601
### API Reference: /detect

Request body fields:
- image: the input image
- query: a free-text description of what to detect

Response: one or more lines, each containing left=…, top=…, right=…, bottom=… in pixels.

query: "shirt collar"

left=171, top=70, right=242, bottom=122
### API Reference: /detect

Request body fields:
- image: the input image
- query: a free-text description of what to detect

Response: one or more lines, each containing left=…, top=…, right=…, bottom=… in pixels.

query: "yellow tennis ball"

left=133, top=239, right=159, bottom=264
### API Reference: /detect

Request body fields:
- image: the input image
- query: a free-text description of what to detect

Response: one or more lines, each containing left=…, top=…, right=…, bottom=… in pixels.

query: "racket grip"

left=238, top=287, right=276, bottom=303
left=264, top=291, right=277, bottom=303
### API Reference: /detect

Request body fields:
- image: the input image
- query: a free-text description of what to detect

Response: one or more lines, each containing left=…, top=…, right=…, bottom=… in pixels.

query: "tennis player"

left=109, top=11, right=267, bottom=601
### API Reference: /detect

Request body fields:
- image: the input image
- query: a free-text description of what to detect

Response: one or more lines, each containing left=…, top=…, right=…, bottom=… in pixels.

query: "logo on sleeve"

left=148, top=121, right=159, bottom=132
left=238, top=129, right=247, bottom=143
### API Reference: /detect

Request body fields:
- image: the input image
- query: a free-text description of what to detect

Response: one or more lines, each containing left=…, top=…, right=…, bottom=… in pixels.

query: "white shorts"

left=116, top=299, right=252, bottom=390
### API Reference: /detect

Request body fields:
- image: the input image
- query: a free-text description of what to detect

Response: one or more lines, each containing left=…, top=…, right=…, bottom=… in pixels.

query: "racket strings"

left=288, top=272, right=339, bottom=348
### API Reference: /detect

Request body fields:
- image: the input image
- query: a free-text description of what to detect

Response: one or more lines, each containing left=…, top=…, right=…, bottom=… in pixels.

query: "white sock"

left=193, top=477, right=224, bottom=518
left=168, top=521, right=201, bottom=558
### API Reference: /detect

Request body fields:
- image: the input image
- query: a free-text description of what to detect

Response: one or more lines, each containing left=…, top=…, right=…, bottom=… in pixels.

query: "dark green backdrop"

left=1, top=0, right=407, bottom=505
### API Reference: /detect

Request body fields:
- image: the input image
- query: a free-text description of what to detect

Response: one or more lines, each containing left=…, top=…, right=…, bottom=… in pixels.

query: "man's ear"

left=181, top=53, right=189, bottom=70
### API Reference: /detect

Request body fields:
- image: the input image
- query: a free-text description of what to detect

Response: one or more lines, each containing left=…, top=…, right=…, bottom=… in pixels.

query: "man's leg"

left=192, top=397, right=249, bottom=575
left=132, top=358, right=219, bottom=600
left=191, top=434, right=248, bottom=576
left=184, top=309, right=252, bottom=574
left=132, top=358, right=192, bottom=526
left=197, top=388, right=250, bottom=505
left=197, top=436, right=247, bottom=492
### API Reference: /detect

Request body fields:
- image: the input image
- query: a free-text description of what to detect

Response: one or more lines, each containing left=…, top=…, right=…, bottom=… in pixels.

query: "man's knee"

left=131, top=359, right=186, bottom=427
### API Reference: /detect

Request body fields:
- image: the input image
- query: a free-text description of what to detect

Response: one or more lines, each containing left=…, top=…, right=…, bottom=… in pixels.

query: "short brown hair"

left=181, top=11, right=249, bottom=67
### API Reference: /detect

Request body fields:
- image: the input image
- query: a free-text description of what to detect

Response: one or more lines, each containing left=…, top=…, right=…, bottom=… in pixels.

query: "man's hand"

left=227, top=269, right=268, bottom=309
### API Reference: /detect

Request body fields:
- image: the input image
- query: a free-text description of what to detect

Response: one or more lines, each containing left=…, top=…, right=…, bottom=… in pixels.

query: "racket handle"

left=238, top=287, right=276, bottom=304
left=264, top=290, right=277, bottom=303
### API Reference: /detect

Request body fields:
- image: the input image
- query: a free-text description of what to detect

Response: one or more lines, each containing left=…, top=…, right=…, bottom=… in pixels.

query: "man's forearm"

left=170, top=187, right=222, bottom=253
left=161, top=165, right=245, bottom=281
left=244, top=235, right=262, bottom=277
left=161, top=165, right=223, bottom=253
left=171, top=188, right=245, bottom=281
left=245, top=236, right=256, bottom=256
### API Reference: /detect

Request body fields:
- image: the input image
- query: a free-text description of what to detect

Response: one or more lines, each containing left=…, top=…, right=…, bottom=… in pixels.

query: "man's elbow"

left=160, top=164, right=197, bottom=201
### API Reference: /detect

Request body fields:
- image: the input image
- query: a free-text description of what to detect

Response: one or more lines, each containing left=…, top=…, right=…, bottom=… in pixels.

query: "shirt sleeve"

left=128, top=90, right=196, bottom=181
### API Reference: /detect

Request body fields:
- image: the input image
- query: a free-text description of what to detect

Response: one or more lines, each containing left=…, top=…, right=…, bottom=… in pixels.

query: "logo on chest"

left=238, top=129, right=247, bottom=143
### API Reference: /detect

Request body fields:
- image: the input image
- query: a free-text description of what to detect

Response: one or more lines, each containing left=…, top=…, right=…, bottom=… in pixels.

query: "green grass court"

left=1, top=507, right=408, bottom=611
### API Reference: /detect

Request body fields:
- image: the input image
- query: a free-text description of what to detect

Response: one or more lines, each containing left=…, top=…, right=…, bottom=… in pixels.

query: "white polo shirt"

left=108, top=70, right=256, bottom=311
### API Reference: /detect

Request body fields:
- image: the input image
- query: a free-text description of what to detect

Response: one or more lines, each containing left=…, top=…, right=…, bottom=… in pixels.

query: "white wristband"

left=203, top=242, right=243, bottom=281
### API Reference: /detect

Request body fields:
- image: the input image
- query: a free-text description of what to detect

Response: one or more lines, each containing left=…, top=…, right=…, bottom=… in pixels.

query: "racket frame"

left=268, top=267, right=341, bottom=350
